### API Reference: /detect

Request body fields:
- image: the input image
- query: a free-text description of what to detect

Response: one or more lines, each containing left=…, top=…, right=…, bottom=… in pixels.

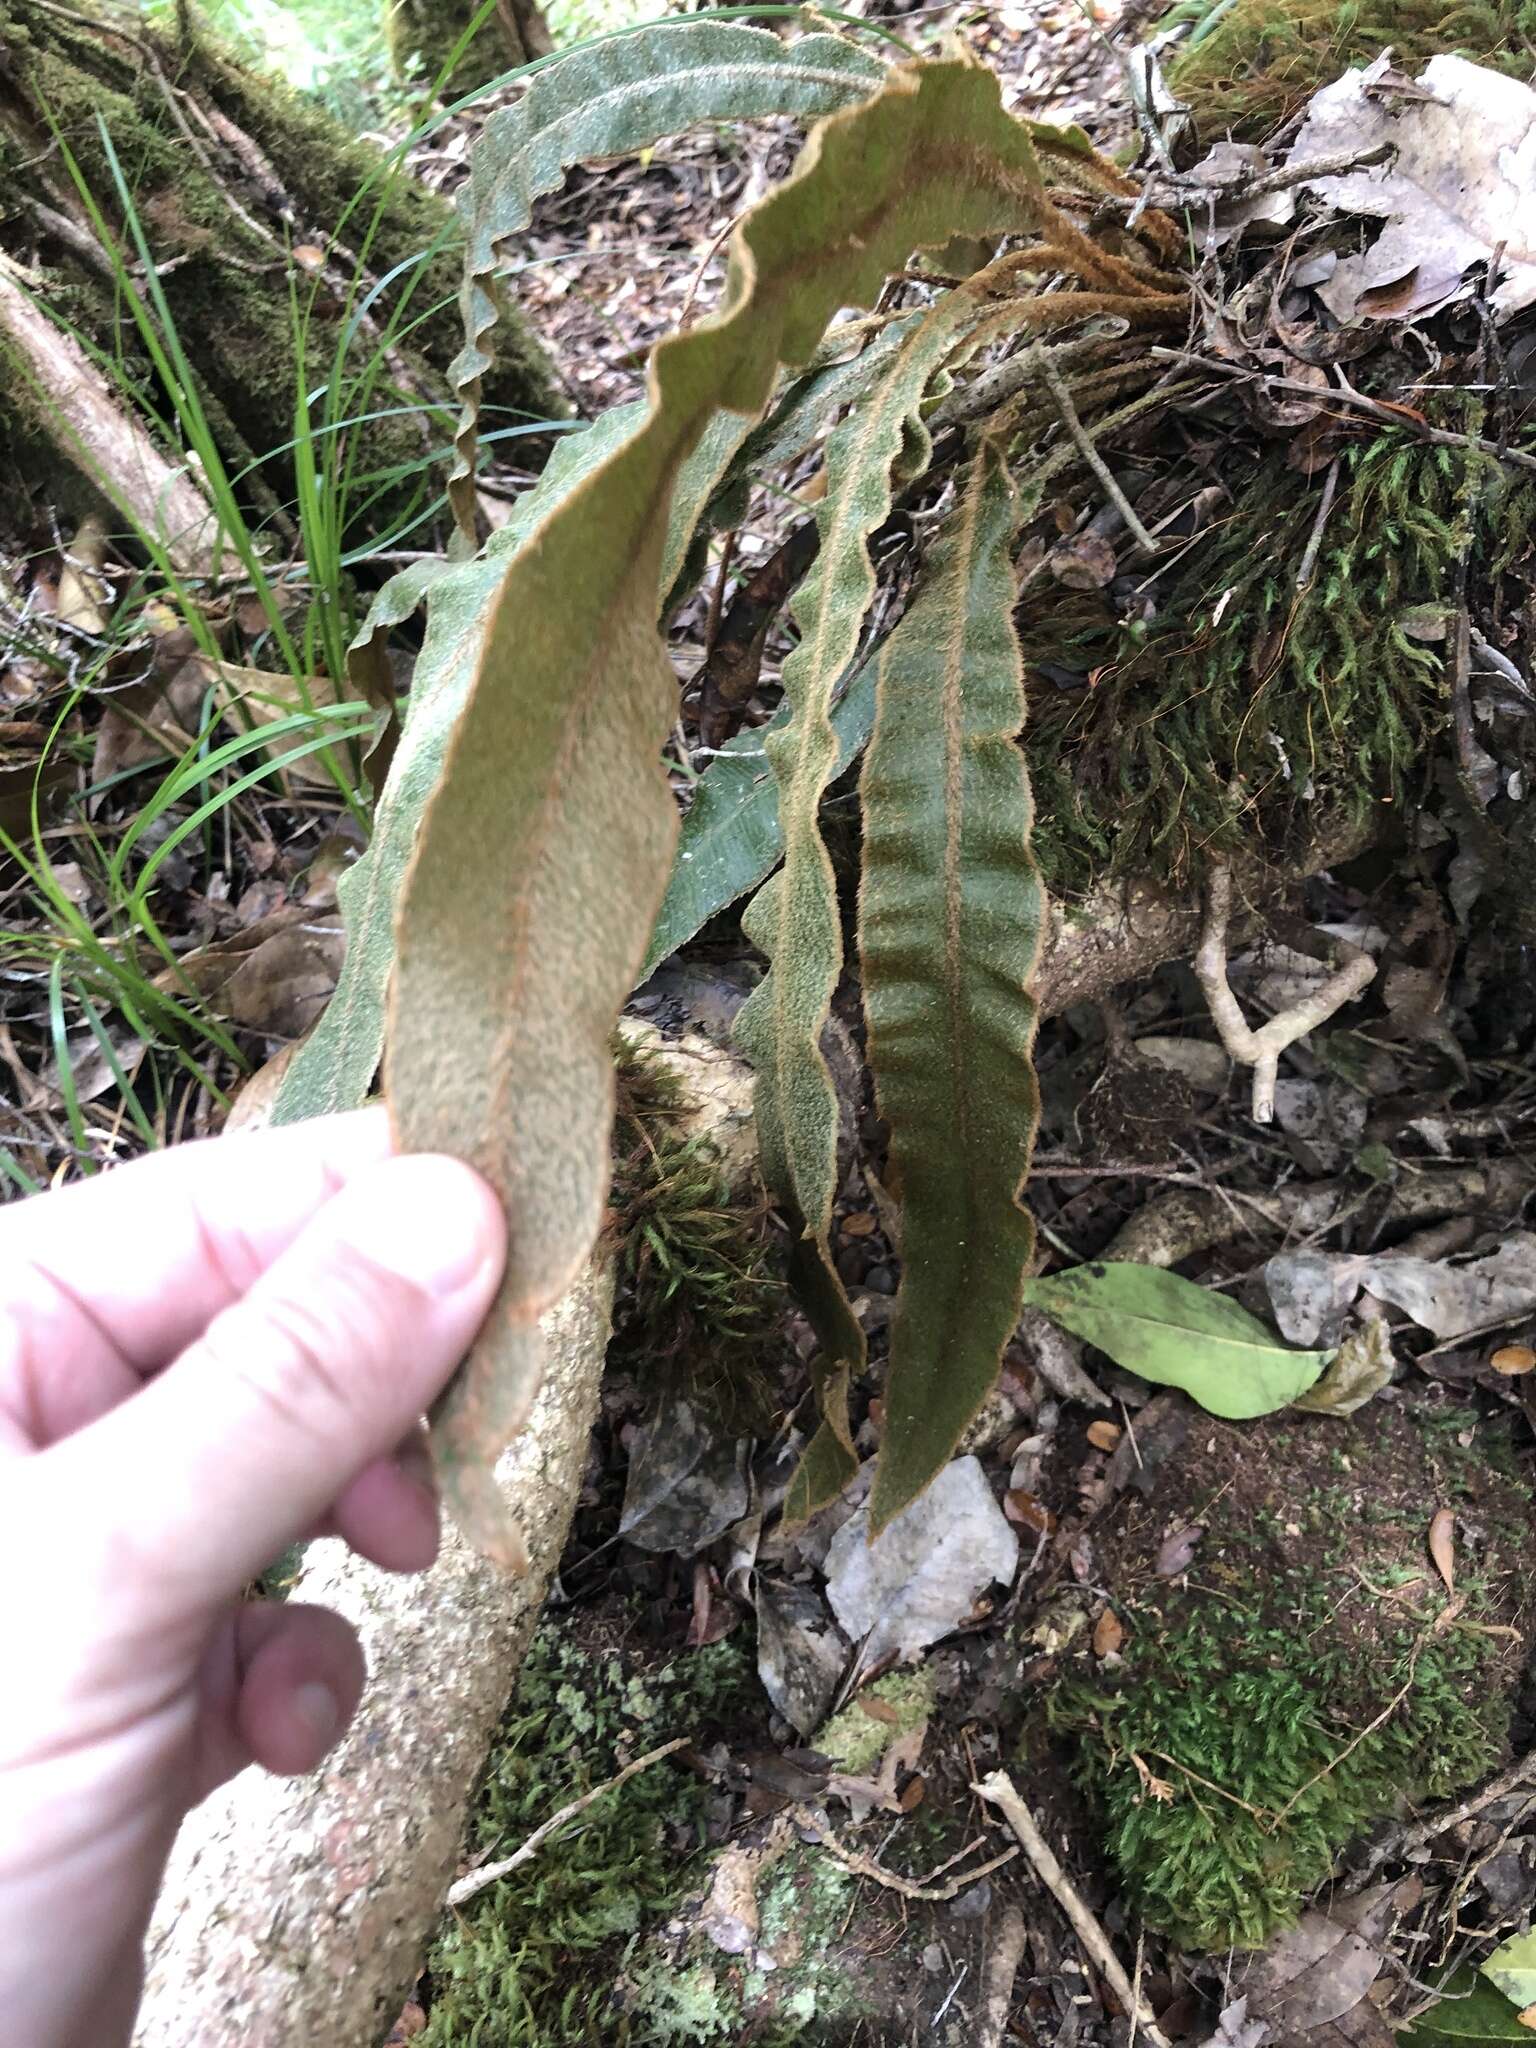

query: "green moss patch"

left=1160, top=0, right=1536, bottom=139
left=1048, top=1403, right=1533, bottom=1951
left=421, top=1618, right=753, bottom=2046
left=1026, top=425, right=1529, bottom=894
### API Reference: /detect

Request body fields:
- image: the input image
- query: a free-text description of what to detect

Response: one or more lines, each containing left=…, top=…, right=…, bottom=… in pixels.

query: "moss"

left=420, top=1617, right=753, bottom=2046
left=609, top=1038, right=785, bottom=1435
left=1047, top=1412, right=1529, bottom=1951
left=385, top=0, right=532, bottom=95
left=1160, top=0, right=1536, bottom=139
left=814, top=1668, right=937, bottom=1774
left=1025, top=417, right=1528, bottom=894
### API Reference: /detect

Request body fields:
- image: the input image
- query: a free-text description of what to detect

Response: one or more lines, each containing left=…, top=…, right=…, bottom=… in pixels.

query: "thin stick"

left=446, top=1737, right=690, bottom=1906
left=1030, top=339, right=1160, bottom=553
left=1150, top=349, right=1536, bottom=477
left=973, top=1770, right=1173, bottom=2048
left=1295, top=459, right=1340, bottom=592
left=791, top=1804, right=1019, bottom=1902
left=1194, top=863, right=1376, bottom=1123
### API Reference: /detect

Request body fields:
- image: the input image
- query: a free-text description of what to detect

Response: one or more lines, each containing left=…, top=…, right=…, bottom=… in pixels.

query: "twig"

left=979, top=1908, right=1029, bottom=2048
left=1193, top=862, right=1376, bottom=1123
left=1343, top=1749, right=1536, bottom=1891
left=1134, top=142, right=1394, bottom=211
left=790, top=1804, right=1019, bottom=1902
left=1150, top=349, right=1536, bottom=476
left=1029, top=339, right=1159, bottom=553
left=445, top=1738, right=690, bottom=1906
left=973, top=1770, right=1173, bottom=2048
left=1295, top=459, right=1340, bottom=592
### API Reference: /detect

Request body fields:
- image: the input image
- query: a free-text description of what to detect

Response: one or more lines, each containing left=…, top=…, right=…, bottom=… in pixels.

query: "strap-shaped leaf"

left=272, top=402, right=752, bottom=1128
left=447, top=21, right=888, bottom=533
left=859, top=441, right=1043, bottom=1534
left=271, top=409, right=639, bottom=1127
left=733, top=273, right=1011, bottom=1516
left=392, top=55, right=1079, bottom=1565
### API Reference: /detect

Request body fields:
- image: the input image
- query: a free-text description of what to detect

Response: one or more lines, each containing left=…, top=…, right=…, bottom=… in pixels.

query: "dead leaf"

left=383, top=2000, right=427, bottom=2044
left=1287, top=55, right=1536, bottom=322
left=1294, top=1318, right=1396, bottom=1416
left=1131, top=1751, right=1174, bottom=1800
left=173, top=905, right=345, bottom=1039
left=1155, top=1524, right=1204, bottom=1577
left=56, top=516, right=110, bottom=634
left=1049, top=531, right=1118, bottom=589
left=823, top=1456, right=1018, bottom=1669
left=754, top=1579, right=849, bottom=1738
left=857, top=1695, right=901, bottom=1725
left=212, top=664, right=344, bottom=791
left=1428, top=1506, right=1456, bottom=1593
left=619, top=1389, right=749, bottom=1556
left=1004, top=1488, right=1056, bottom=1533
left=897, top=1773, right=926, bottom=1811
left=1269, top=1235, right=1536, bottom=1348
left=1093, top=1604, right=1125, bottom=1658
left=1086, top=1419, right=1123, bottom=1453
left=1234, top=1885, right=1400, bottom=2035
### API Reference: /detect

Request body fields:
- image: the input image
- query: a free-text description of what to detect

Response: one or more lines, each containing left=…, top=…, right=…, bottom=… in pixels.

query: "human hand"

left=0, top=1110, right=504, bottom=2048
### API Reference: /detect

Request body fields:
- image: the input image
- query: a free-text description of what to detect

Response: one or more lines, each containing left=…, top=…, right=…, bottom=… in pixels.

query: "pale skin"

left=0, top=1109, right=507, bottom=2048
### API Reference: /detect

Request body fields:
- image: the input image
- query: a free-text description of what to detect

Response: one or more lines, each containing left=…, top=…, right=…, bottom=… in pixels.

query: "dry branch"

left=0, top=252, right=216, bottom=572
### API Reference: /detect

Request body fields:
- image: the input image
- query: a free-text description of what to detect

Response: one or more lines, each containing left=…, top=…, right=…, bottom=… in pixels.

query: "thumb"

left=60, top=1153, right=505, bottom=1631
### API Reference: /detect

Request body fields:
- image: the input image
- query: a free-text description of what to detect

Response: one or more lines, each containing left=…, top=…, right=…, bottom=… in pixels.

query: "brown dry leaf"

left=1287, top=55, right=1536, bottom=322
left=1492, top=1344, right=1536, bottom=1375
left=1049, top=530, right=1118, bottom=589
left=173, top=905, right=346, bottom=1039
left=383, top=2001, right=427, bottom=2044
left=897, top=1773, right=926, bottom=1812
left=1093, top=1604, right=1125, bottom=1658
left=56, top=516, right=110, bottom=634
left=842, top=1210, right=878, bottom=1237
left=857, top=1695, right=902, bottom=1726
left=1131, top=1752, right=1175, bottom=1801
left=92, top=655, right=208, bottom=783
left=1086, top=1419, right=1122, bottom=1452
left=1428, top=1507, right=1456, bottom=1593
left=1004, top=1488, right=1055, bottom=1534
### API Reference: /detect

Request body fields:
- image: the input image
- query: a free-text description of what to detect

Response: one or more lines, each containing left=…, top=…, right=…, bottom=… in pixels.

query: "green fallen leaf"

left=1404, top=1967, right=1536, bottom=2043
left=1483, top=1931, right=1536, bottom=2015
left=1020, top=1262, right=1332, bottom=1417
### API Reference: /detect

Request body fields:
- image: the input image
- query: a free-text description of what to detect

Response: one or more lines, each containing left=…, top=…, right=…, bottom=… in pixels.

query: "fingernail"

left=352, top=1157, right=503, bottom=1298
left=293, top=1680, right=340, bottom=1750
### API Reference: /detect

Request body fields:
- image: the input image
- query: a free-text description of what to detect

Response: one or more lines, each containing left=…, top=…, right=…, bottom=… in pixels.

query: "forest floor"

left=3, top=3, right=1536, bottom=2045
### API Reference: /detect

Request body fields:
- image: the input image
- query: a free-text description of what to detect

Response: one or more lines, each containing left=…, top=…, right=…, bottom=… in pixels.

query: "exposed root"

left=1193, top=862, right=1377, bottom=1123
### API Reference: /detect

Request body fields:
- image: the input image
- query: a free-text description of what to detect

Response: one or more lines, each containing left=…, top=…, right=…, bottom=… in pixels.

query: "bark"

left=0, top=253, right=215, bottom=572
left=0, top=0, right=558, bottom=540
left=133, top=1029, right=753, bottom=2048
left=386, top=0, right=552, bottom=92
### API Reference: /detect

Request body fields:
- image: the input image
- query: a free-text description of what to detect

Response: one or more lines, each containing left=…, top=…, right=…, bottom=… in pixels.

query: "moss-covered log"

left=0, top=0, right=559, bottom=542
left=385, top=0, right=552, bottom=97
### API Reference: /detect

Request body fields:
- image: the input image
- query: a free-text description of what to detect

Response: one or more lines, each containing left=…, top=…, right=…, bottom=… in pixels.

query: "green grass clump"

left=1051, top=1592, right=1510, bottom=1951
left=421, top=1621, right=753, bottom=2046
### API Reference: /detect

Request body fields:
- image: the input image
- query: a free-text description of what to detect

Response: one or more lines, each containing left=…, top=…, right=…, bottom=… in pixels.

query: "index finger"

left=0, top=1109, right=395, bottom=1449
